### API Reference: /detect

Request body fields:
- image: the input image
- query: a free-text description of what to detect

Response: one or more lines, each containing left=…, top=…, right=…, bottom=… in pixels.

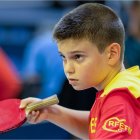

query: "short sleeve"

left=94, top=91, right=135, bottom=139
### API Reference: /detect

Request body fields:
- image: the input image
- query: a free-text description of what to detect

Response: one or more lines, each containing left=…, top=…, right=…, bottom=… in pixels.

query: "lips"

left=68, top=79, right=78, bottom=85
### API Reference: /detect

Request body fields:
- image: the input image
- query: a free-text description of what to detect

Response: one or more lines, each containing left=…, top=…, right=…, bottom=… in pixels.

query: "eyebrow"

left=59, top=51, right=85, bottom=56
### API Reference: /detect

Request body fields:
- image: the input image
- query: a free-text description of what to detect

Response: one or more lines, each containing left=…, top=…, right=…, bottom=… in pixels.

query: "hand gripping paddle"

left=0, top=94, right=59, bottom=133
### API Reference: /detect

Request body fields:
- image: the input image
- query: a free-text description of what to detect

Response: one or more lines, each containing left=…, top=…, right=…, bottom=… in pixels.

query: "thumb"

left=19, top=100, right=27, bottom=109
left=19, top=97, right=41, bottom=109
left=19, top=98, right=33, bottom=109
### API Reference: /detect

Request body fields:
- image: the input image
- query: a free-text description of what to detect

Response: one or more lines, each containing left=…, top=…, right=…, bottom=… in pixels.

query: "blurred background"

left=0, top=0, right=140, bottom=139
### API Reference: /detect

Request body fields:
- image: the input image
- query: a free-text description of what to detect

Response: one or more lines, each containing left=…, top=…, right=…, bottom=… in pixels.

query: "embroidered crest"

left=102, top=117, right=132, bottom=135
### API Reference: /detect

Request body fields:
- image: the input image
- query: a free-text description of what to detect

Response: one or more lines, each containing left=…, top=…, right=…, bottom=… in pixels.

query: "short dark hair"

left=53, top=3, right=125, bottom=60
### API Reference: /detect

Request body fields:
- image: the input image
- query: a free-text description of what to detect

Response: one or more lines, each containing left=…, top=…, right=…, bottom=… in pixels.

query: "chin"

left=72, top=85, right=89, bottom=91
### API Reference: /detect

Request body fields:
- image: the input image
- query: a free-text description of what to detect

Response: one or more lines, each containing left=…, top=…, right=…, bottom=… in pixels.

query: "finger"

left=19, top=97, right=39, bottom=109
left=35, top=109, right=48, bottom=122
left=19, top=98, right=32, bottom=109
left=27, top=111, right=40, bottom=124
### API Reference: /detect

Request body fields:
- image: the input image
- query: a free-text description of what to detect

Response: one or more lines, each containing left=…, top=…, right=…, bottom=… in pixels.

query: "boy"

left=20, top=3, right=140, bottom=139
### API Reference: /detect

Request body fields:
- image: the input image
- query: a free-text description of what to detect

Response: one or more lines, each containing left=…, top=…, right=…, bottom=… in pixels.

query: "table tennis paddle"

left=0, top=94, right=59, bottom=133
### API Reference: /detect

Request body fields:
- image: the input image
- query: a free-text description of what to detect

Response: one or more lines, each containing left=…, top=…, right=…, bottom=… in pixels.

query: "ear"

left=106, top=43, right=121, bottom=65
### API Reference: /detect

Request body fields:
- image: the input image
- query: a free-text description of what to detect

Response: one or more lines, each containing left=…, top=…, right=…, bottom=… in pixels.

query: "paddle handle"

left=25, top=94, right=59, bottom=115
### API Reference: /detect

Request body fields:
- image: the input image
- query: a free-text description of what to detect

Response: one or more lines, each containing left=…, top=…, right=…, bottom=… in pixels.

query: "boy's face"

left=58, top=39, right=110, bottom=90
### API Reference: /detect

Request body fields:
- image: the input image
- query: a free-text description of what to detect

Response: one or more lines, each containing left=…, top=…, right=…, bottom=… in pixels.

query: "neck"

left=96, top=63, right=125, bottom=91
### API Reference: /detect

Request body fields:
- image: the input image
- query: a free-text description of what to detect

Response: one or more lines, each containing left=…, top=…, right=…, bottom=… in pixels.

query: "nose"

left=64, top=61, right=75, bottom=75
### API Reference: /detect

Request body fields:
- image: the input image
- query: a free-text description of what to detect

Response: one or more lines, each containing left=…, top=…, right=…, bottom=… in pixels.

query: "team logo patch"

left=102, top=117, right=132, bottom=135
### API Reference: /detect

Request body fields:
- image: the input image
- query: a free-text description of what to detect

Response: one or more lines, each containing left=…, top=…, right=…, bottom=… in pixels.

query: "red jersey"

left=89, top=66, right=140, bottom=139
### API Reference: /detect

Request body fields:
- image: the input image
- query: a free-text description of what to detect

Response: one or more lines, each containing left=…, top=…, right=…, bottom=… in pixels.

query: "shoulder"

left=101, top=88, right=136, bottom=113
left=105, top=88, right=132, bottom=100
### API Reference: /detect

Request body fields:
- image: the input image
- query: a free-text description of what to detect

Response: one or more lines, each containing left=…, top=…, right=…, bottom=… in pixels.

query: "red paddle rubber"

left=0, top=99, right=26, bottom=133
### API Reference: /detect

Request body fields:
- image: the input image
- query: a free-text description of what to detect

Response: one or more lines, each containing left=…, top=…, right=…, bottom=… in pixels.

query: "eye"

left=74, top=54, right=81, bottom=59
left=73, top=54, right=84, bottom=61
left=60, top=54, right=65, bottom=60
left=60, top=54, right=67, bottom=63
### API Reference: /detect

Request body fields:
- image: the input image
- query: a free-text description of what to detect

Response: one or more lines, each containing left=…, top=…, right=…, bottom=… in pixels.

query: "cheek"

left=63, top=63, right=67, bottom=74
left=80, top=62, right=103, bottom=82
left=79, top=66, right=95, bottom=82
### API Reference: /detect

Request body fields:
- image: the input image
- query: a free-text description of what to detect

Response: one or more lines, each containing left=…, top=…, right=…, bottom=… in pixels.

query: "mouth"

left=68, top=79, right=78, bottom=85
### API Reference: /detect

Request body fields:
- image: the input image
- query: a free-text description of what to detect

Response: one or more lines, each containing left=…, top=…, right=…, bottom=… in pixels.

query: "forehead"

left=57, top=39, right=97, bottom=54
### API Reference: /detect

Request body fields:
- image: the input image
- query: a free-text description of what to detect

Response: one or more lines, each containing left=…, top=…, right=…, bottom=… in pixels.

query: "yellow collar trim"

left=100, top=66, right=140, bottom=98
